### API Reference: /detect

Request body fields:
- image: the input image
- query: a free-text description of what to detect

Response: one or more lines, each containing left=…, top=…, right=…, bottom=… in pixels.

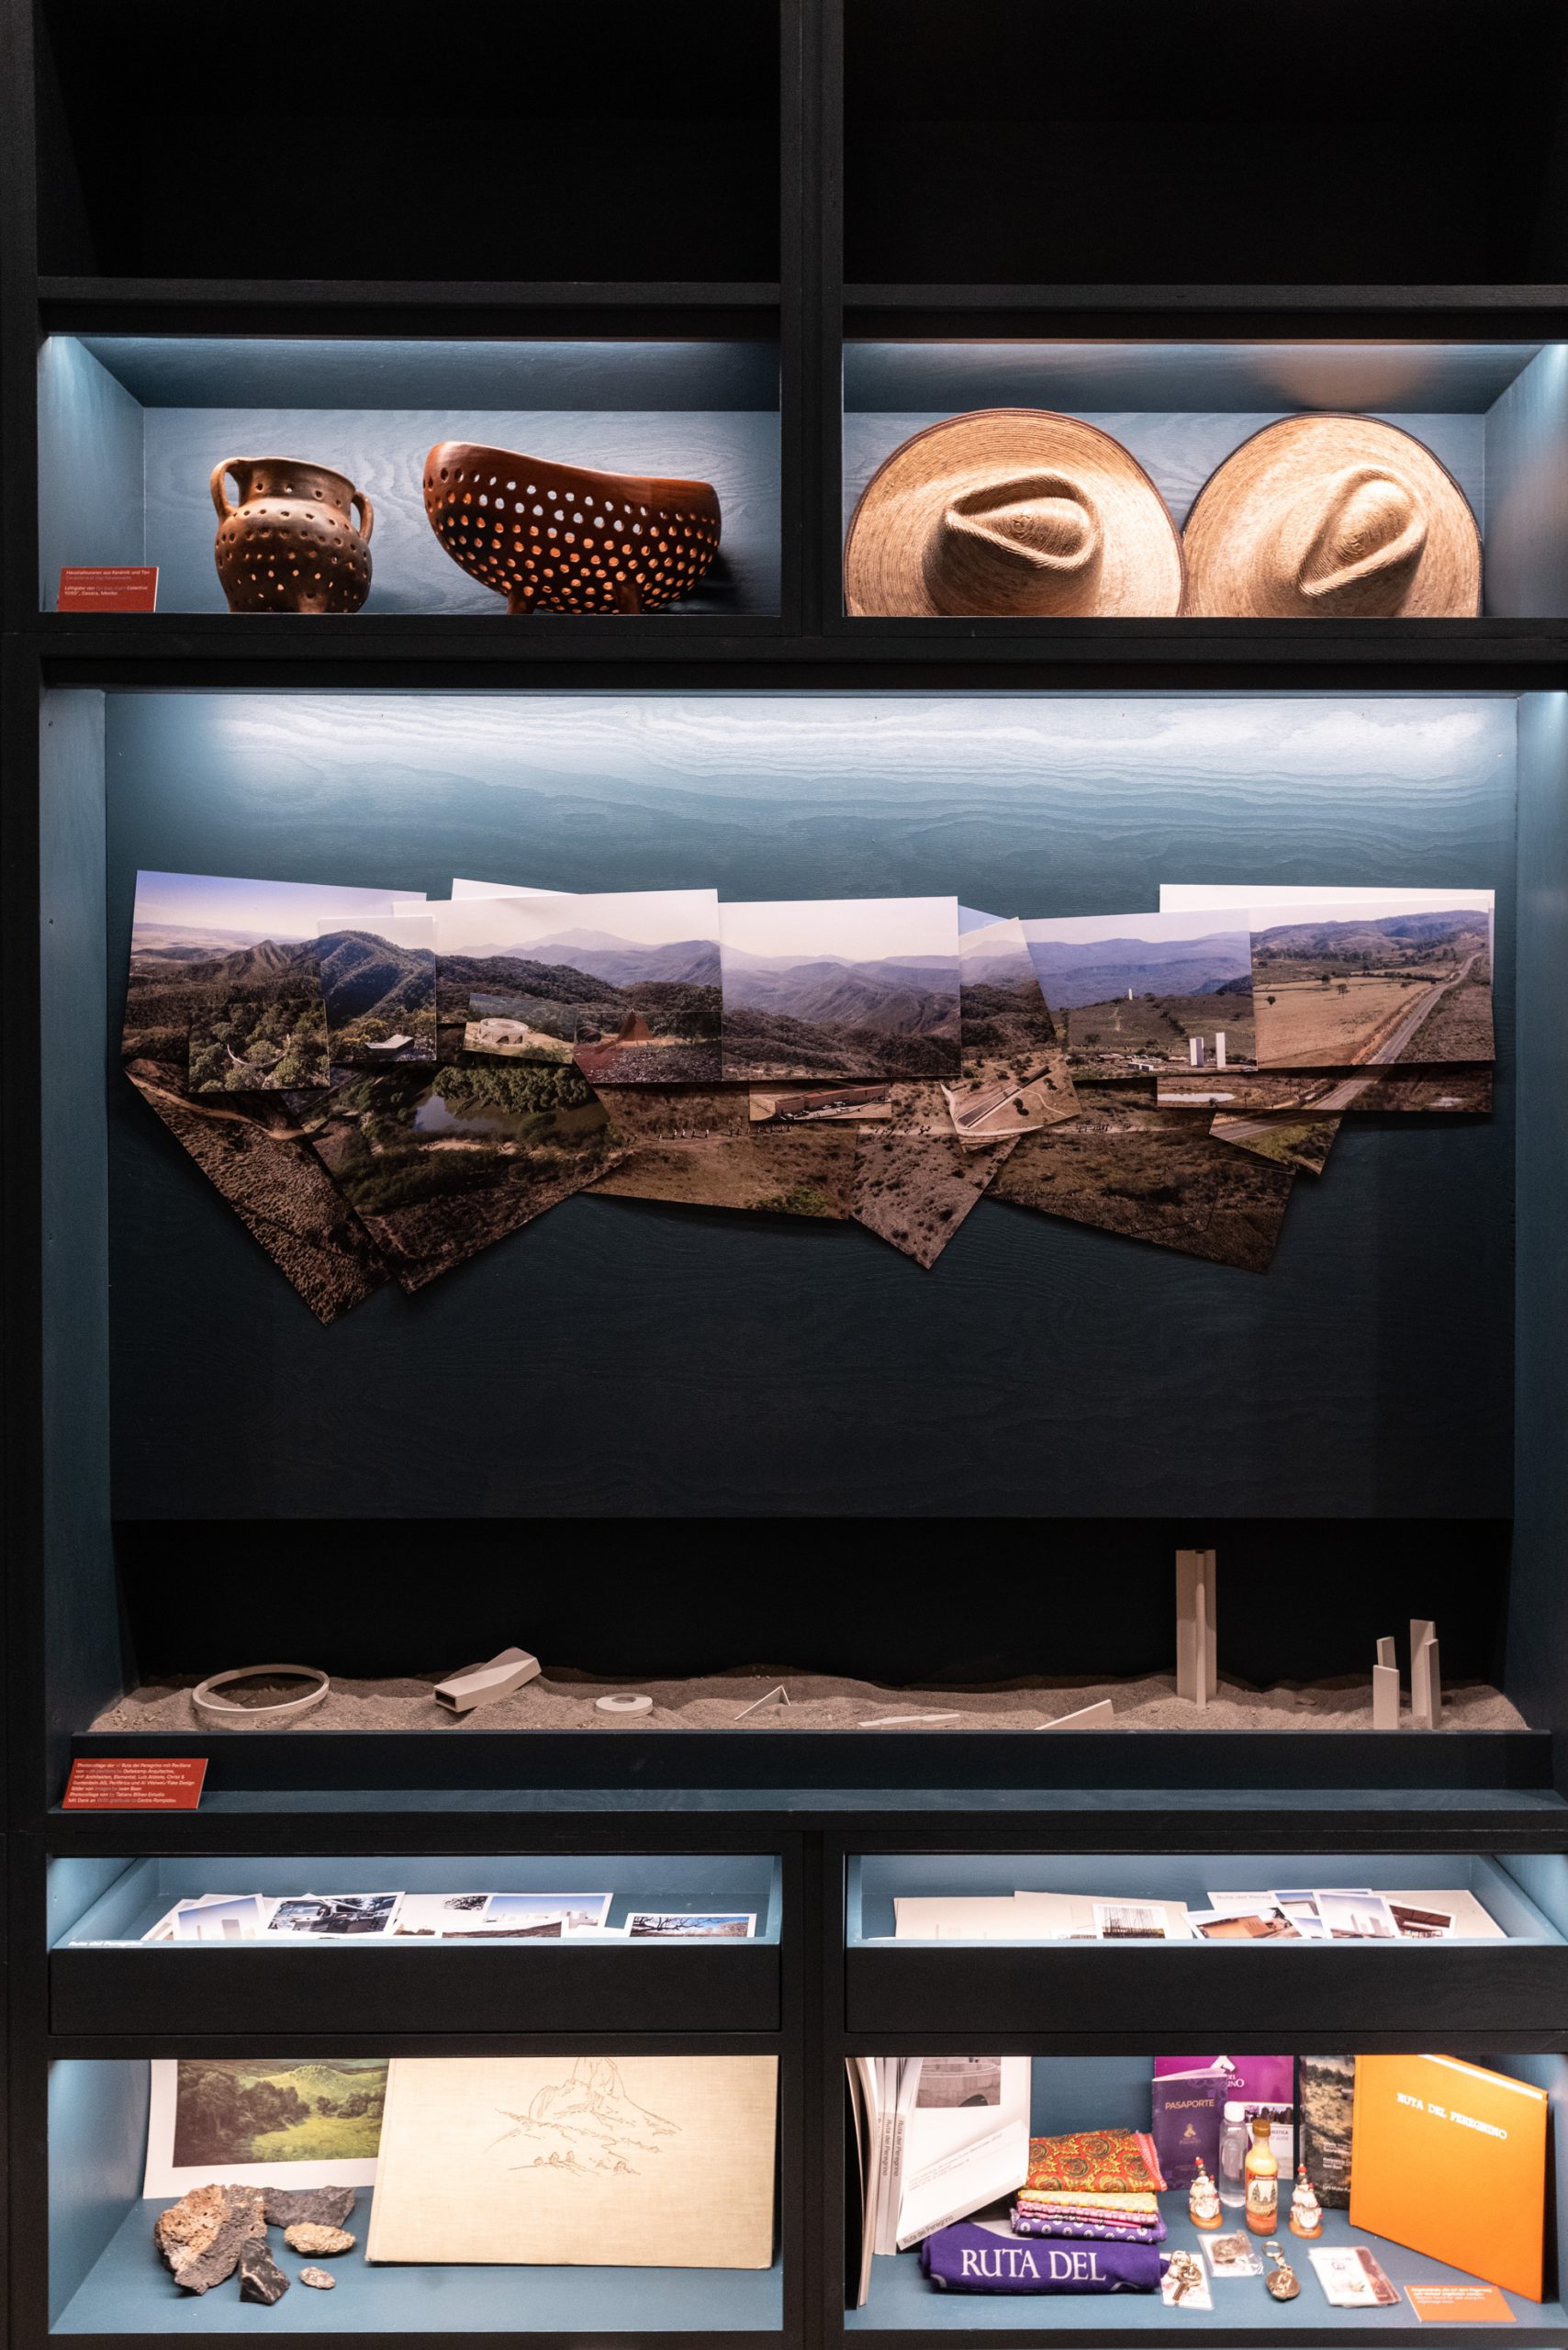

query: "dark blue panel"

left=1506, top=693, right=1568, bottom=1730
left=49, top=2058, right=148, bottom=2325
left=1485, top=348, right=1568, bottom=618
left=841, top=341, right=1540, bottom=416
left=40, top=692, right=121, bottom=1776
left=77, top=339, right=780, bottom=413
left=37, top=341, right=144, bottom=599
left=103, top=692, right=1516, bottom=1522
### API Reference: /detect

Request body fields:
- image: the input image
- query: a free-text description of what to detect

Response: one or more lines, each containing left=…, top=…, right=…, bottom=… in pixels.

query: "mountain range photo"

left=318, top=924, right=437, bottom=1065
left=446, top=921, right=723, bottom=1083
left=718, top=900, right=963, bottom=1082
left=1021, top=917, right=1257, bottom=1080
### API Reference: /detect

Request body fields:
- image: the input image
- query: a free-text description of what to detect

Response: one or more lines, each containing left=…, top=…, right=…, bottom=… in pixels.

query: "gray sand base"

left=92, top=1666, right=1528, bottom=1735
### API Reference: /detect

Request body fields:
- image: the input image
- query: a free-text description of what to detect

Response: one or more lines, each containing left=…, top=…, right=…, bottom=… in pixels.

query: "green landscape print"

left=172, top=2059, right=387, bottom=2167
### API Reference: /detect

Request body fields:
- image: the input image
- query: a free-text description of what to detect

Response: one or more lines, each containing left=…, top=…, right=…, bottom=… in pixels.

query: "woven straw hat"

left=1182, top=414, right=1481, bottom=618
left=844, top=409, right=1184, bottom=618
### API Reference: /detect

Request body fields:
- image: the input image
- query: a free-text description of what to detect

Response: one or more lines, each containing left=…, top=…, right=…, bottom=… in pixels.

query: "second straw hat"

left=844, top=409, right=1184, bottom=618
left=1182, top=413, right=1481, bottom=618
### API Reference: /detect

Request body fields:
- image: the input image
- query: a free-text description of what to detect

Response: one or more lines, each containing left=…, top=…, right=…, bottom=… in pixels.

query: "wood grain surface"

left=87, top=690, right=1517, bottom=1520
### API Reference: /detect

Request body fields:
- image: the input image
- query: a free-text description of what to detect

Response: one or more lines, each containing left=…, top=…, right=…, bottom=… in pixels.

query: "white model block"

left=1215, top=1033, right=1227, bottom=1069
left=1377, top=1635, right=1396, bottom=1671
left=1176, top=1549, right=1217, bottom=1704
left=734, top=1684, right=790, bottom=1720
left=1037, top=1700, right=1115, bottom=1729
left=1372, top=1662, right=1400, bottom=1729
left=1411, top=1621, right=1442, bottom=1731
left=1189, top=1035, right=1204, bottom=1068
left=433, top=1646, right=541, bottom=1713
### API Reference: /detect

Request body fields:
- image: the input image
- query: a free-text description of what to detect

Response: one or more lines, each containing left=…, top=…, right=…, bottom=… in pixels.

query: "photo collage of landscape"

left=120, top=870, right=1496, bottom=1320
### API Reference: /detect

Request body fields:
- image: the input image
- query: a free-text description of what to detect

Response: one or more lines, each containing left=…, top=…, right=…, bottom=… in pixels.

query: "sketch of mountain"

left=487, top=2059, right=679, bottom=2177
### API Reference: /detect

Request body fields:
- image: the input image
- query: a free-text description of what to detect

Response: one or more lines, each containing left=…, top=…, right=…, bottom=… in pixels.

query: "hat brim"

left=843, top=409, right=1186, bottom=619
left=1182, top=413, right=1481, bottom=619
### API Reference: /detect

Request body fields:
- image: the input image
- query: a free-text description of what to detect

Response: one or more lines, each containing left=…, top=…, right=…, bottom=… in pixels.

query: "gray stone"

left=299, top=2267, right=336, bottom=2290
left=261, top=2187, right=357, bottom=2230
left=238, top=2239, right=290, bottom=2305
left=153, top=2183, right=265, bottom=2294
left=284, top=2222, right=355, bottom=2256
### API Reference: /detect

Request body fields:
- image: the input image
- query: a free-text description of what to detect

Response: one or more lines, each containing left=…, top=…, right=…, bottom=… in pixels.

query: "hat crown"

left=1280, top=463, right=1428, bottom=615
left=924, top=470, right=1104, bottom=616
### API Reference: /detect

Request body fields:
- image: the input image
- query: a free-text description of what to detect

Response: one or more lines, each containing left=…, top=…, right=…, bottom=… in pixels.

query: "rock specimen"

left=299, top=2267, right=336, bottom=2289
left=153, top=2183, right=265, bottom=2293
left=284, top=2222, right=356, bottom=2256
left=262, top=2187, right=357, bottom=2231
left=238, top=2239, right=290, bottom=2305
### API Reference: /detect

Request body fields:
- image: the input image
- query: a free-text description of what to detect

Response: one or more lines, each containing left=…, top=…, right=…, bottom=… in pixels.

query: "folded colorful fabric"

left=1014, top=2190, right=1160, bottom=2218
left=1023, top=2130, right=1167, bottom=2196
left=921, top=2222, right=1160, bottom=2295
left=1010, top=2208, right=1167, bottom=2245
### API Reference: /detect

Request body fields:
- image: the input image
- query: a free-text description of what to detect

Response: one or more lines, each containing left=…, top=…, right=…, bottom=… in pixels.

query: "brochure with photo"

left=1309, top=2244, right=1400, bottom=2308
left=172, top=1896, right=268, bottom=1943
left=625, top=1912, right=756, bottom=1939
left=143, top=2058, right=387, bottom=2196
left=1020, top=912, right=1256, bottom=1080
left=392, top=1893, right=494, bottom=1939
left=720, top=897, right=961, bottom=1083
left=264, top=1894, right=403, bottom=1940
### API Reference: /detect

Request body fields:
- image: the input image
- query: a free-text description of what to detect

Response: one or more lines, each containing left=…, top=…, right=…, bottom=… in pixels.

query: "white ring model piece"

left=192, top=1664, right=330, bottom=1727
left=595, top=1692, right=654, bottom=1716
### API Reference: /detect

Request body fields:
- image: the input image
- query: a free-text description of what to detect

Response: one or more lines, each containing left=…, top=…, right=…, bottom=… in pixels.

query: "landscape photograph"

left=317, top=912, right=438, bottom=1066
left=589, top=1121, right=858, bottom=1218
left=1020, top=912, right=1256, bottom=1080
left=434, top=890, right=722, bottom=1081
left=1250, top=894, right=1495, bottom=1068
left=122, top=869, right=424, bottom=1089
left=307, top=1061, right=623, bottom=1290
left=720, top=896, right=961, bottom=1081
left=748, top=1083, right=893, bottom=1125
left=124, top=1056, right=389, bottom=1323
left=170, top=2059, right=388, bottom=2168
left=1210, top=1109, right=1342, bottom=1176
left=852, top=1126, right=1017, bottom=1267
left=1158, top=1064, right=1495, bottom=1114
left=992, top=1081, right=1294, bottom=1271
left=946, top=915, right=1078, bottom=1144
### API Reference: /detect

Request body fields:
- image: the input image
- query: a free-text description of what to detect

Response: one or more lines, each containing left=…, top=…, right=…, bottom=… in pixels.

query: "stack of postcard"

left=890, top=1893, right=1193, bottom=1942
left=119, top=867, right=1495, bottom=1318
left=1189, top=1886, right=1503, bottom=1942
left=130, top=1890, right=757, bottom=1944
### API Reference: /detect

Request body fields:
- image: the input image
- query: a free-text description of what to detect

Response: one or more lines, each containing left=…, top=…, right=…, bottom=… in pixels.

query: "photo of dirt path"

left=1252, top=900, right=1494, bottom=1068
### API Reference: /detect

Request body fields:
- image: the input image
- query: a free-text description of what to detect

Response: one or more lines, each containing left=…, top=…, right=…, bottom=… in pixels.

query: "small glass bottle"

left=1217, top=2106, right=1248, bottom=2209
left=1244, top=2111, right=1280, bottom=2235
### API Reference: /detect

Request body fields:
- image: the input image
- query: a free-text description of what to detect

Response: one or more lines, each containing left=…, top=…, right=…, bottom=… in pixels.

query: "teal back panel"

left=100, top=691, right=1516, bottom=1521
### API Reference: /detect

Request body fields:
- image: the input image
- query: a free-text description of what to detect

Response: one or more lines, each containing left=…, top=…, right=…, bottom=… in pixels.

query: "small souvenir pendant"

left=1265, top=2242, right=1301, bottom=2301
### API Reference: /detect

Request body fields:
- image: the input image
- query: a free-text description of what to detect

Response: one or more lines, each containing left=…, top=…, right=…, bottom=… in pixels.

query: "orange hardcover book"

left=1350, top=2055, right=1548, bottom=2300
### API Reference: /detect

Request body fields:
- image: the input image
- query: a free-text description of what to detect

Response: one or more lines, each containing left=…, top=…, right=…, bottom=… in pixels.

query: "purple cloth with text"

left=1010, top=2207, right=1166, bottom=2245
left=920, top=2224, right=1161, bottom=2294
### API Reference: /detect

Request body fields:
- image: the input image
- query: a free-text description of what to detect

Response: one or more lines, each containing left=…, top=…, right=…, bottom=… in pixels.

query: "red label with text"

left=57, top=565, right=159, bottom=611
left=62, top=1757, right=207, bottom=1809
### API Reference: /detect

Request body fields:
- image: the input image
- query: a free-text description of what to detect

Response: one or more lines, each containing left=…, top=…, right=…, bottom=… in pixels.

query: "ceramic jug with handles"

left=211, top=456, right=373, bottom=612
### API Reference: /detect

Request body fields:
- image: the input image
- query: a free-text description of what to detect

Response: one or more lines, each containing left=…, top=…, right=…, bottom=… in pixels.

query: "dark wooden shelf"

left=842, top=283, right=1568, bottom=338
left=37, top=277, right=784, bottom=339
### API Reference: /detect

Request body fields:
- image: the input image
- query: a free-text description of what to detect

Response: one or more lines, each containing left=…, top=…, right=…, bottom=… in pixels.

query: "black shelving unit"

left=6, top=1, right=1568, bottom=2346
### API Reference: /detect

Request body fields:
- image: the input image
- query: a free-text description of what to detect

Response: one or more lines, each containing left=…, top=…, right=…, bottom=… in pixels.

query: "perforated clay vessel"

left=422, top=442, right=722, bottom=613
left=210, top=457, right=374, bottom=613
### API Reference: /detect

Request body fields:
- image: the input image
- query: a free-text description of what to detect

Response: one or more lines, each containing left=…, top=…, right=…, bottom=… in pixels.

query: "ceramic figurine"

left=1289, top=2165, right=1324, bottom=2239
left=1189, top=2159, right=1223, bottom=2230
left=211, top=458, right=373, bottom=613
left=422, top=442, right=721, bottom=613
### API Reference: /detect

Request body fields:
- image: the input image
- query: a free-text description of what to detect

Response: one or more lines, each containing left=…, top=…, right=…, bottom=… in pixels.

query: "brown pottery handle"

left=352, top=487, right=374, bottom=544
left=210, top=460, right=240, bottom=522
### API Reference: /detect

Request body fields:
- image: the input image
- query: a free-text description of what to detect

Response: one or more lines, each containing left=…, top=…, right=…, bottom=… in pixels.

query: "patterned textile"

left=1010, top=2208, right=1167, bottom=2246
left=1023, top=2131, right=1167, bottom=2196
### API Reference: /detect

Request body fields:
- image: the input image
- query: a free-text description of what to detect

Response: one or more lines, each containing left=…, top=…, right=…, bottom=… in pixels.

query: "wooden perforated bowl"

left=422, top=442, right=722, bottom=613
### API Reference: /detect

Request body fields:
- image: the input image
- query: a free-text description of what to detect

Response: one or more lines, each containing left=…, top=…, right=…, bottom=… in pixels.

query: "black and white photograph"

left=263, top=1894, right=402, bottom=1940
